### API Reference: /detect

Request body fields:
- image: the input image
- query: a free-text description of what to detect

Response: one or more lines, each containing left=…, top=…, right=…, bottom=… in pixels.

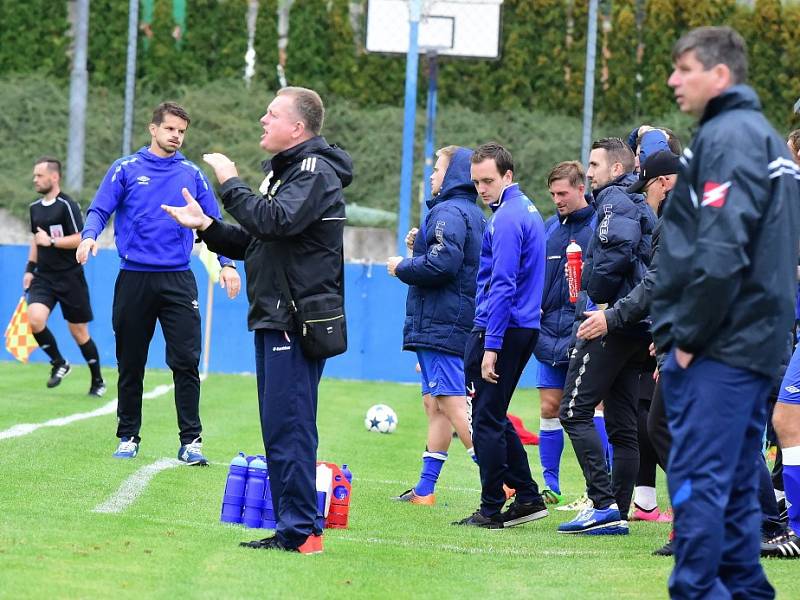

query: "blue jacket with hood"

left=396, top=147, right=486, bottom=355
left=473, top=184, right=546, bottom=351
left=82, top=147, right=232, bottom=271
left=533, top=204, right=596, bottom=367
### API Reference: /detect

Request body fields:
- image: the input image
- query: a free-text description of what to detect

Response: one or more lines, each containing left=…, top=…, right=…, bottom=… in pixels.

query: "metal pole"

left=396, top=0, right=421, bottom=256
left=421, top=51, right=438, bottom=224
left=122, top=0, right=139, bottom=156
left=580, top=0, right=599, bottom=168
left=66, top=0, right=90, bottom=193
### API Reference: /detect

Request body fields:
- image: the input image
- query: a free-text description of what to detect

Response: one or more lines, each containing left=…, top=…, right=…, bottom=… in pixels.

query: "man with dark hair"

left=556, top=136, right=655, bottom=536
left=24, top=156, right=104, bottom=394
left=653, top=26, right=800, bottom=596
left=533, top=160, right=595, bottom=505
left=788, top=129, right=800, bottom=165
left=77, top=102, right=240, bottom=464
left=451, top=142, right=549, bottom=529
left=386, top=145, right=485, bottom=504
left=163, top=86, right=351, bottom=554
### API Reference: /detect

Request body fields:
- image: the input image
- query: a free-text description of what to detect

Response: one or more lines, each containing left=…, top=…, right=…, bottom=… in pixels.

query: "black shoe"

left=47, top=361, right=71, bottom=388
left=240, top=536, right=292, bottom=551
left=451, top=510, right=503, bottom=529
left=500, top=499, right=549, bottom=527
left=761, top=530, right=800, bottom=558
left=652, top=540, right=673, bottom=556
left=88, top=380, right=106, bottom=397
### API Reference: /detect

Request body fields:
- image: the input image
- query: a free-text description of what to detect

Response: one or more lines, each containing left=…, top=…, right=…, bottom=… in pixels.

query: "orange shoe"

left=297, top=534, right=324, bottom=555
left=503, top=484, right=516, bottom=500
left=391, top=488, right=436, bottom=505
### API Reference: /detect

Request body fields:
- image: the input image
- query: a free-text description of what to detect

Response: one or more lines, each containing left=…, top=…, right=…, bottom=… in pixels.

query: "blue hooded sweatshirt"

left=82, top=147, right=231, bottom=271
left=395, top=147, right=486, bottom=355
left=473, top=184, right=546, bottom=351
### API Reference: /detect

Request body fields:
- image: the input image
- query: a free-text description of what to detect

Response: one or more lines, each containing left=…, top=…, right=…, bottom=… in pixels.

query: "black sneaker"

left=652, top=540, right=674, bottom=556
left=501, top=499, right=549, bottom=527
left=88, top=380, right=107, bottom=397
left=451, top=510, right=503, bottom=529
left=761, top=530, right=800, bottom=558
left=47, top=361, right=71, bottom=388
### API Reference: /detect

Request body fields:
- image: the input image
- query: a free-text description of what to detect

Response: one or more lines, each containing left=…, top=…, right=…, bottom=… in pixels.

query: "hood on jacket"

left=263, top=135, right=354, bottom=188
left=430, top=147, right=477, bottom=207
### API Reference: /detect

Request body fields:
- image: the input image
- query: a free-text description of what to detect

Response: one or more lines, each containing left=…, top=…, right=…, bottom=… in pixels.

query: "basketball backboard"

left=365, top=0, right=503, bottom=59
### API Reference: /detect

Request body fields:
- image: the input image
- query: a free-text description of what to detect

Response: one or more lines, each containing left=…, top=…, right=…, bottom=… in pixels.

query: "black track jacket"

left=651, top=85, right=800, bottom=377
left=199, top=136, right=352, bottom=331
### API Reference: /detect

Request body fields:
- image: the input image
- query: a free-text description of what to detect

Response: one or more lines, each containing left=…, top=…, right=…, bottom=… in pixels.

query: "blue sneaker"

left=557, top=504, right=626, bottom=534
left=178, top=437, right=208, bottom=466
left=113, top=437, right=139, bottom=459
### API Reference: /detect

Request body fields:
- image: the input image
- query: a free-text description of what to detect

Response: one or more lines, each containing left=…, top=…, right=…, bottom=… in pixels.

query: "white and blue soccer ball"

left=365, top=404, right=398, bottom=434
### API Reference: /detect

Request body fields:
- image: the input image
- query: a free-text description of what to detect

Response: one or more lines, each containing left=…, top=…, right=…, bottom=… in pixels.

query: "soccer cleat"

left=240, top=534, right=323, bottom=554
left=630, top=506, right=672, bottom=523
left=47, top=361, right=71, bottom=388
left=557, top=504, right=624, bottom=534
left=88, top=380, right=107, bottom=397
left=555, top=493, right=593, bottom=512
left=501, top=499, right=549, bottom=527
left=542, top=489, right=563, bottom=506
left=503, top=484, right=516, bottom=500
left=391, top=488, right=435, bottom=505
left=113, top=437, right=139, bottom=459
left=652, top=540, right=674, bottom=556
left=761, top=530, right=800, bottom=559
left=451, top=510, right=504, bottom=529
left=178, top=437, right=208, bottom=466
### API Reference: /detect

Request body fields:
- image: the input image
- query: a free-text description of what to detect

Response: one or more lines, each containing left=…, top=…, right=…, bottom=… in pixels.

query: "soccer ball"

left=364, top=404, right=398, bottom=434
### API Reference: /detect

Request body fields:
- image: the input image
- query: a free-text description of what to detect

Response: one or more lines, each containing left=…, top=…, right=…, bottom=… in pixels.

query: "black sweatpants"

left=112, top=270, right=202, bottom=444
left=646, top=380, right=671, bottom=470
left=559, top=332, right=650, bottom=519
left=466, top=328, right=542, bottom=516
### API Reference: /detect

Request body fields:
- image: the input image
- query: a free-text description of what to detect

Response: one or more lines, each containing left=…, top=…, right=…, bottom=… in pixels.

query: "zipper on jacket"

left=303, top=314, right=344, bottom=336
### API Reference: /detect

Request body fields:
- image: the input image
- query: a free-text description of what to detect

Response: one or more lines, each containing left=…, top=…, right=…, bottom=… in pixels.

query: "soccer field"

left=0, top=362, right=797, bottom=599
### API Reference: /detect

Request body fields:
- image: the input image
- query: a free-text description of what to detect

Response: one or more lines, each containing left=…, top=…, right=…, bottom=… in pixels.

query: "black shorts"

left=28, top=268, right=94, bottom=323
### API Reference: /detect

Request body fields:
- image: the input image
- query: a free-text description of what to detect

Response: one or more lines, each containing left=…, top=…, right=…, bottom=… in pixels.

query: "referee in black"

left=24, top=156, right=105, bottom=395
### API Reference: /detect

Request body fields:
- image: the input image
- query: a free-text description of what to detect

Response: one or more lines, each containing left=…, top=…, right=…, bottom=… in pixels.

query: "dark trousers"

left=112, top=270, right=201, bottom=444
left=466, top=328, right=541, bottom=516
left=661, top=352, right=774, bottom=600
left=636, top=367, right=664, bottom=488
left=255, top=329, right=324, bottom=547
left=559, top=333, right=650, bottom=519
left=647, top=380, right=672, bottom=470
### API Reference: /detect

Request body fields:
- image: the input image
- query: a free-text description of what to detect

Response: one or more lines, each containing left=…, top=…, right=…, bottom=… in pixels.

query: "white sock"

left=540, top=417, right=562, bottom=431
left=466, top=447, right=475, bottom=459
left=594, top=409, right=604, bottom=418
left=634, top=486, right=657, bottom=511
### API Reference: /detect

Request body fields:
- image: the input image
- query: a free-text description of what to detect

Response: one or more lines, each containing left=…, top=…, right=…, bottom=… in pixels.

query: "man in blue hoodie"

left=76, top=102, right=240, bottom=464
left=386, top=146, right=485, bottom=505
left=557, top=137, right=655, bottom=536
left=452, top=142, right=549, bottom=529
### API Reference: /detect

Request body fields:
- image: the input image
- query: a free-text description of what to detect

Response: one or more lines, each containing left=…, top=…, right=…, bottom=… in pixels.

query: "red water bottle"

left=566, top=240, right=582, bottom=304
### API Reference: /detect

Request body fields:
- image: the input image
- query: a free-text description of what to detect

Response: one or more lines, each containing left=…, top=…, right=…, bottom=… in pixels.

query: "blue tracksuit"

left=473, top=184, right=546, bottom=350
left=83, top=147, right=232, bottom=270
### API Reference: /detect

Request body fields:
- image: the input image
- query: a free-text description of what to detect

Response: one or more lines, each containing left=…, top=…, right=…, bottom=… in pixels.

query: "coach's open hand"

left=161, top=188, right=213, bottom=231
left=76, top=238, right=98, bottom=265
left=577, top=310, right=608, bottom=340
left=219, top=266, right=241, bottom=299
left=203, top=153, right=238, bottom=185
left=482, top=350, right=499, bottom=384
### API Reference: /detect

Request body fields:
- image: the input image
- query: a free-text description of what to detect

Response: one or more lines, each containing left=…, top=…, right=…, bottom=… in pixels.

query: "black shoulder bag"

left=275, top=249, right=347, bottom=360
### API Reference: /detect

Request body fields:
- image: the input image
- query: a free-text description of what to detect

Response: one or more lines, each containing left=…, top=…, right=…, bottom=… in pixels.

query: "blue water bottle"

left=243, top=456, right=267, bottom=528
left=220, top=452, right=249, bottom=524
left=261, top=462, right=277, bottom=529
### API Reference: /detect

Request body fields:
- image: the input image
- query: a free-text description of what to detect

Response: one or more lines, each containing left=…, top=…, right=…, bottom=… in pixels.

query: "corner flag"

left=4, top=296, right=38, bottom=362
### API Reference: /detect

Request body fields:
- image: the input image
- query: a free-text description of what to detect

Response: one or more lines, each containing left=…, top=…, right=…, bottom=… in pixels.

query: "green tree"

left=0, top=0, right=69, bottom=79
left=597, top=0, right=638, bottom=123
left=640, top=0, right=678, bottom=119
left=746, top=0, right=783, bottom=127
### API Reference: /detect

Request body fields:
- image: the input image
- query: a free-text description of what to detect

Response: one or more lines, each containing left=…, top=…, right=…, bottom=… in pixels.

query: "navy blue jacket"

left=396, top=148, right=486, bottom=355
left=533, top=204, right=596, bottom=367
left=577, top=172, right=655, bottom=336
left=474, top=184, right=546, bottom=350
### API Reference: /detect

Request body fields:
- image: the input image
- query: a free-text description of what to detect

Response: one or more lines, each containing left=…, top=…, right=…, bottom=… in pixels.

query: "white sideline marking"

left=0, top=383, right=174, bottom=442
left=93, top=457, right=183, bottom=514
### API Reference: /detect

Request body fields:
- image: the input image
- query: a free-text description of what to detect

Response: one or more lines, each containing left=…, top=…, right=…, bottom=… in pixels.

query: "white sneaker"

left=555, top=493, right=593, bottom=512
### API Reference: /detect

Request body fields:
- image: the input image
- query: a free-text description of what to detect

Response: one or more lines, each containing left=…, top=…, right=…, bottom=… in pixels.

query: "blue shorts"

left=416, top=350, right=465, bottom=397
left=778, top=345, right=800, bottom=405
left=536, top=360, right=568, bottom=390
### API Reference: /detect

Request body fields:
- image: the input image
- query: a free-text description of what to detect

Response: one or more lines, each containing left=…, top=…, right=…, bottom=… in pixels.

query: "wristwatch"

left=49, top=237, right=55, bottom=247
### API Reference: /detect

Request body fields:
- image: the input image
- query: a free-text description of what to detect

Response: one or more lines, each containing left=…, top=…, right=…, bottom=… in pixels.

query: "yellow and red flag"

left=4, top=296, right=38, bottom=363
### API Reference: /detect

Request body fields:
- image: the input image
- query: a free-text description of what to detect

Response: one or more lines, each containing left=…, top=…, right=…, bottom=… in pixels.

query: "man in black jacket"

left=652, top=27, right=800, bottom=598
left=163, top=87, right=351, bottom=555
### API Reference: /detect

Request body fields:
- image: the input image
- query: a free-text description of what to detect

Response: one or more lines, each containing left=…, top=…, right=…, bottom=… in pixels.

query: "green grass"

left=0, top=361, right=797, bottom=599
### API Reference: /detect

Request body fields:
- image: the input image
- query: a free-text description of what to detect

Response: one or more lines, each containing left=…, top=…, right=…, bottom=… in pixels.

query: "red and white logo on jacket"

left=701, top=181, right=731, bottom=208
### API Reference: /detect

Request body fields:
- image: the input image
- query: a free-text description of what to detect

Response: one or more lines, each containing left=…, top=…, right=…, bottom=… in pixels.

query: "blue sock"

left=594, top=411, right=612, bottom=473
left=784, top=447, right=800, bottom=534
left=414, top=450, right=447, bottom=496
left=539, top=418, right=564, bottom=494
